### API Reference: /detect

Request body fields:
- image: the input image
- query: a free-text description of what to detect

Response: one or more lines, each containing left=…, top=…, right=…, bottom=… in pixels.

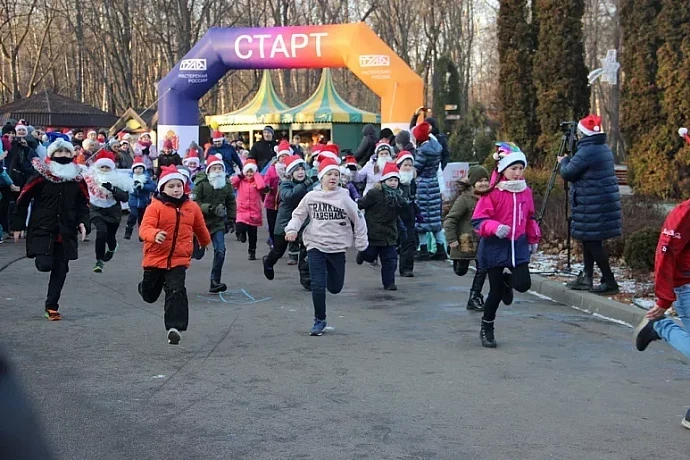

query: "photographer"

left=558, top=114, right=621, bottom=295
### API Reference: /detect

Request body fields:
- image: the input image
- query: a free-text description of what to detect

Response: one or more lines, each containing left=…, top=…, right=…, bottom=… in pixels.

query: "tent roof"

left=208, top=71, right=289, bottom=126
left=278, top=69, right=380, bottom=124
left=0, top=91, right=119, bottom=128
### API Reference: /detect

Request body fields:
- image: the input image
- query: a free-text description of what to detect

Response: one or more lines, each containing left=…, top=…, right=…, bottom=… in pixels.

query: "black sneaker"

left=634, top=317, right=661, bottom=351
left=384, top=284, right=398, bottom=291
left=356, top=251, right=364, bottom=265
left=102, top=243, right=119, bottom=262
left=209, top=280, right=227, bottom=293
left=592, top=281, right=619, bottom=295
left=239, top=232, right=247, bottom=243
left=502, top=273, right=514, bottom=306
left=682, top=408, right=690, bottom=430
left=400, top=271, right=414, bottom=278
left=124, top=228, right=133, bottom=240
left=263, top=256, right=275, bottom=280
left=248, top=251, right=256, bottom=261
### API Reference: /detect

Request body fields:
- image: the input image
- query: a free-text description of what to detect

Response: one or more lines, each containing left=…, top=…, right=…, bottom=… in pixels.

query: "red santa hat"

left=163, top=139, right=174, bottom=150
left=412, top=122, right=432, bottom=143
left=93, top=149, right=116, bottom=170
left=380, top=162, right=400, bottom=181
left=157, top=165, right=186, bottom=192
left=87, top=130, right=97, bottom=136
left=131, top=156, right=146, bottom=171
left=578, top=114, right=603, bottom=136
left=274, top=140, right=293, bottom=159
left=285, top=154, right=306, bottom=174
left=395, top=151, right=414, bottom=166
left=317, top=157, right=340, bottom=180
left=318, top=144, right=341, bottom=164
left=205, top=153, right=225, bottom=174
left=183, top=149, right=200, bottom=166
left=243, top=158, right=259, bottom=174
left=344, top=155, right=358, bottom=170
left=679, top=127, right=690, bottom=145
left=140, top=132, right=152, bottom=140
left=212, top=130, right=224, bottom=142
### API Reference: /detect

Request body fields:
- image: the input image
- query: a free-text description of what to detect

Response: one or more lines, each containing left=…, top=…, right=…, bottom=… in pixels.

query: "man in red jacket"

left=634, top=127, right=690, bottom=430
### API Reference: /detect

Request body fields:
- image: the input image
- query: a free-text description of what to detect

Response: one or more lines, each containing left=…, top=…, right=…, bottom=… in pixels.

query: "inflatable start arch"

left=157, top=22, right=423, bottom=151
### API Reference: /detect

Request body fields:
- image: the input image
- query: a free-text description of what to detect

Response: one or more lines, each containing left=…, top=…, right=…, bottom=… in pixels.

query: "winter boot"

left=467, top=269, right=487, bottom=311
left=415, top=245, right=431, bottom=261
left=480, top=320, right=497, bottom=348
left=566, top=271, right=593, bottom=291
left=431, top=245, right=448, bottom=261
left=263, top=256, right=275, bottom=280
left=209, top=280, right=227, bottom=293
left=634, top=317, right=661, bottom=351
left=502, top=272, right=514, bottom=306
left=592, top=280, right=619, bottom=295
left=124, top=226, right=133, bottom=240
left=248, top=250, right=256, bottom=261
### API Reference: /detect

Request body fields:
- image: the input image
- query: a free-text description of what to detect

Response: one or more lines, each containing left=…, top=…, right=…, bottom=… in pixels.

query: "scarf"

left=31, top=157, right=83, bottom=183
left=496, top=180, right=527, bottom=193
left=158, top=191, right=188, bottom=208
left=382, top=184, right=408, bottom=207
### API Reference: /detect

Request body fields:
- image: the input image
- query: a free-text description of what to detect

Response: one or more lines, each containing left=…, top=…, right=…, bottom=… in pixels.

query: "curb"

left=529, top=274, right=645, bottom=327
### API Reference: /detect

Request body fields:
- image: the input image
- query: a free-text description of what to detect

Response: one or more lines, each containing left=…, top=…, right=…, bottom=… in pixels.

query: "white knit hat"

left=46, top=139, right=75, bottom=158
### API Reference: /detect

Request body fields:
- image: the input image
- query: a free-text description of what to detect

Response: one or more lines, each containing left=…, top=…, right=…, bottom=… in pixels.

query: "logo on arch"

left=180, top=59, right=207, bottom=71
left=359, top=55, right=390, bottom=68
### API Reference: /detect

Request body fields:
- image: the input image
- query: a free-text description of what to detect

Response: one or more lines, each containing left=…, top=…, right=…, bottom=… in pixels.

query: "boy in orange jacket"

left=138, top=165, right=211, bottom=345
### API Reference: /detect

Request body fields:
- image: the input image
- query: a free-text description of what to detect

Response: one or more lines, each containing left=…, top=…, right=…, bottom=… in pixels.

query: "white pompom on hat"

left=577, top=114, right=603, bottom=136
left=679, top=127, right=690, bottom=145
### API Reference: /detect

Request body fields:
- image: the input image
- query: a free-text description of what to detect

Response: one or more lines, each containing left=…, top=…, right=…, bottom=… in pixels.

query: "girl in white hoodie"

left=285, top=157, right=369, bottom=336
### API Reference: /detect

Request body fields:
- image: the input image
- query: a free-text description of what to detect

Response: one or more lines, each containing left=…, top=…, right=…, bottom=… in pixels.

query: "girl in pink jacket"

left=263, top=140, right=292, bottom=248
left=471, top=142, right=541, bottom=348
left=231, top=159, right=266, bottom=260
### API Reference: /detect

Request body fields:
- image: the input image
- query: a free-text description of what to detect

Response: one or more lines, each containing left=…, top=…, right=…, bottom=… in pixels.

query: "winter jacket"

left=559, top=133, right=622, bottom=241
left=409, top=115, right=450, bottom=169
left=356, top=159, right=383, bottom=196
left=7, top=141, right=38, bottom=188
left=275, top=177, right=316, bottom=235
left=11, top=162, right=90, bottom=261
left=84, top=171, right=131, bottom=224
left=116, top=150, right=134, bottom=169
left=654, top=200, right=690, bottom=309
left=354, top=124, right=378, bottom=166
left=471, top=182, right=541, bottom=269
left=133, top=142, right=158, bottom=171
left=358, top=185, right=407, bottom=246
left=207, top=142, right=243, bottom=173
left=231, top=173, right=265, bottom=227
left=193, top=172, right=238, bottom=235
left=155, top=153, right=182, bottom=178
left=398, top=180, right=418, bottom=223
left=285, top=187, right=369, bottom=253
left=443, top=187, right=480, bottom=260
left=128, top=173, right=156, bottom=209
left=140, top=194, right=211, bottom=270
left=414, top=137, right=443, bottom=232
left=262, top=163, right=282, bottom=210
left=249, top=139, right=277, bottom=172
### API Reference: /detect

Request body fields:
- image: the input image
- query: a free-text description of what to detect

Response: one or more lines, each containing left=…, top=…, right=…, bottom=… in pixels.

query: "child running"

left=443, top=165, right=490, bottom=311
left=356, top=162, right=409, bottom=291
left=84, top=150, right=133, bottom=272
left=471, top=143, right=540, bottom=348
left=124, top=157, right=156, bottom=240
left=263, top=154, right=315, bottom=288
left=231, top=158, right=266, bottom=260
left=138, top=165, right=211, bottom=345
left=395, top=151, right=417, bottom=277
left=285, top=157, right=368, bottom=336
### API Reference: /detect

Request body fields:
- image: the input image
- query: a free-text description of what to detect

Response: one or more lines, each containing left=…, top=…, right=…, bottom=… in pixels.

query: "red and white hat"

left=412, top=122, right=432, bottom=143
left=395, top=151, right=414, bottom=165
left=212, top=130, right=224, bottom=142
left=318, top=144, right=341, bottom=164
left=285, top=154, right=306, bottom=174
left=317, top=157, right=340, bottom=180
left=87, top=130, right=97, bottom=137
left=274, top=140, right=293, bottom=159
left=679, top=127, right=690, bottom=145
left=93, top=149, right=116, bottom=170
left=578, top=114, right=603, bottom=136
left=205, top=153, right=225, bottom=174
left=344, top=155, right=358, bottom=169
left=157, top=165, right=186, bottom=192
left=131, top=156, right=146, bottom=171
left=183, top=149, right=200, bottom=166
left=243, top=158, right=258, bottom=174
left=14, top=124, right=28, bottom=136
left=380, top=162, right=400, bottom=181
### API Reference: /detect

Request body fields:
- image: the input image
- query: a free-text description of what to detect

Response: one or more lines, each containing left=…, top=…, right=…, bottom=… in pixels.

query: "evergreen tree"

left=533, top=0, right=590, bottom=165
left=497, top=0, right=538, bottom=157
left=432, top=55, right=462, bottom=129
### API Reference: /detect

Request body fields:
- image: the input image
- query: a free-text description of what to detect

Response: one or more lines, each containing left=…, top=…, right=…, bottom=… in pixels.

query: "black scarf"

left=382, top=184, right=408, bottom=207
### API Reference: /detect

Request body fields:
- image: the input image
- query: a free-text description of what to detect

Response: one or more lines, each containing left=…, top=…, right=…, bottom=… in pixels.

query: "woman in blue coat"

left=559, top=114, right=622, bottom=295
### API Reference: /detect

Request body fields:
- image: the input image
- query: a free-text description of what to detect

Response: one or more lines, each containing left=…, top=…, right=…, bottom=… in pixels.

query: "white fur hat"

left=47, top=139, right=75, bottom=158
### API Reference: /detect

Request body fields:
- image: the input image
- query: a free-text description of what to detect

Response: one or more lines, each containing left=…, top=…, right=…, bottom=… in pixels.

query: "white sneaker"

left=167, top=328, right=181, bottom=345
left=682, top=408, right=690, bottom=430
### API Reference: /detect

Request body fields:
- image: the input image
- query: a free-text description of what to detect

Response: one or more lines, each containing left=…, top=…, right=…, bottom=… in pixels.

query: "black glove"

left=214, top=203, right=227, bottom=218
left=101, top=182, right=113, bottom=191
left=262, top=186, right=271, bottom=194
left=225, top=219, right=236, bottom=234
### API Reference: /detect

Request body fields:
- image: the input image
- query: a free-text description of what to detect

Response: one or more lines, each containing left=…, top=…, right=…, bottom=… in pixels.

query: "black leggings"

left=582, top=240, right=615, bottom=283
left=266, top=208, right=278, bottom=243
left=483, top=263, right=531, bottom=322
left=236, top=222, right=258, bottom=252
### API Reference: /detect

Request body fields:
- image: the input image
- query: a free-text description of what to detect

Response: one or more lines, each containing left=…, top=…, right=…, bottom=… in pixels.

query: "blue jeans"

left=417, top=230, right=446, bottom=250
left=654, top=284, right=690, bottom=358
left=210, top=230, right=226, bottom=281
left=308, top=249, right=346, bottom=320
left=360, top=245, right=398, bottom=287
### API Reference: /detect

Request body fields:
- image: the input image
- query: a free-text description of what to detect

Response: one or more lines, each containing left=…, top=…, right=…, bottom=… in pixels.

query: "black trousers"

left=399, top=216, right=416, bottom=274
left=265, top=234, right=310, bottom=286
left=581, top=240, right=615, bottom=283
left=236, top=222, right=258, bottom=252
left=92, top=217, right=119, bottom=260
left=266, top=208, right=278, bottom=244
left=483, top=263, right=531, bottom=322
left=35, top=242, right=70, bottom=311
left=125, top=207, right=146, bottom=229
left=139, top=267, right=188, bottom=331
left=0, top=189, right=18, bottom=233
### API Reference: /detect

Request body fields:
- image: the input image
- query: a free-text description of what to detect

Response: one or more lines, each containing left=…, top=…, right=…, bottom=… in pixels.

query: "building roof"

left=0, top=91, right=119, bottom=128
left=206, top=70, right=289, bottom=127
left=278, top=69, right=380, bottom=124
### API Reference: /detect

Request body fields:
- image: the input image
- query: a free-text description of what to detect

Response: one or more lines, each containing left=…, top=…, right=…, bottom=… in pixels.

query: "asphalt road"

left=1, top=229, right=688, bottom=460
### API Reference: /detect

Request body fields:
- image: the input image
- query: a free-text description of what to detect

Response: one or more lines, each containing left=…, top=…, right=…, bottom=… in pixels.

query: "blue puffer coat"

left=128, top=173, right=156, bottom=209
left=559, top=134, right=622, bottom=241
left=413, top=137, right=443, bottom=233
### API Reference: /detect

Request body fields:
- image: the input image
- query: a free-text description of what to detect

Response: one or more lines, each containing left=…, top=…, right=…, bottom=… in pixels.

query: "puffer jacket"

left=443, top=186, right=479, bottom=260
left=193, top=172, right=237, bottom=234
left=559, top=134, right=622, bottom=241
left=275, top=177, right=316, bottom=235
left=133, top=142, right=158, bottom=171
left=471, top=181, right=541, bottom=269
left=139, top=194, right=211, bottom=269
left=231, top=173, right=265, bottom=226
left=414, top=137, right=443, bottom=232
left=262, top=162, right=282, bottom=210
left=128, top=173, right=156, bottom=209
left=355, top=159, right=383, bottom=196
left=207, top=142, right=243, bottom=173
